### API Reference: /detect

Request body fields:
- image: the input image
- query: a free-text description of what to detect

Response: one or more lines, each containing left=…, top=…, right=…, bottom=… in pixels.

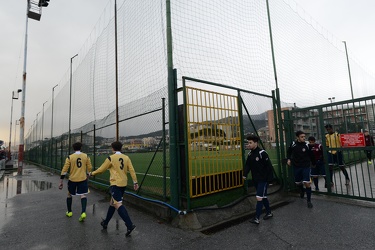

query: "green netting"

left=23, top=0, right=375, bottom=206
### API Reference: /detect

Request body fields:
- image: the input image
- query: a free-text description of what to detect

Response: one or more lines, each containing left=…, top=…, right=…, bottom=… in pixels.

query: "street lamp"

left=35, top=112, right=41, bottom=143
left=41, top=100, right=47, bottom=165
left=9, top=89, right=22, bottom=161
left=17, top=0, right=51, bottom=174
left=69, top=54, right=78, bottom=151
left=51, top=84, right=58, bottom=140
left=51, top=84, right=58, bottom=167
left=328, top=97, right=335, bottom=103
left=343, top=41, right=354, bottom=100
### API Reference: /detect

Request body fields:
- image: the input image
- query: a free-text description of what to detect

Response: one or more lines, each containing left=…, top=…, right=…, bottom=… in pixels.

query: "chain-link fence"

left=22, top=0, right=375, bottom=209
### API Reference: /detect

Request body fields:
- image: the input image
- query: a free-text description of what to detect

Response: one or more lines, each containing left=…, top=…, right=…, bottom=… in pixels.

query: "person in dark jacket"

left=364, top=129, right=374, bottom=164
left=243, top=134, right=274, bottom=225
left=287, top=131, right=316, bottom=208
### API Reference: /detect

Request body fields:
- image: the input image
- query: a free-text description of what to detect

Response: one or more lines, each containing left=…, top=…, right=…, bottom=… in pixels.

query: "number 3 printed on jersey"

left=119, top=158, right=124, bottom=170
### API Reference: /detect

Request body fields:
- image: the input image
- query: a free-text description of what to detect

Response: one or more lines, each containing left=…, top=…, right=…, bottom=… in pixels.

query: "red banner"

left=340, top=133, right=366, bottom=147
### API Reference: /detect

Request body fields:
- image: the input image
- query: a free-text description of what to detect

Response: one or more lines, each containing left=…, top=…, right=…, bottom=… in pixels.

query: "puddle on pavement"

left=0, top=171, right=53, bottom=228
left=0, top=173, right=53, bottom=201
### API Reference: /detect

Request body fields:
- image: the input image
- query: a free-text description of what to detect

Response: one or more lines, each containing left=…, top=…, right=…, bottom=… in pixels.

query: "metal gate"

left=283, top=95, right=375, bottom=201
left=179, top=76, right=281, bottom=209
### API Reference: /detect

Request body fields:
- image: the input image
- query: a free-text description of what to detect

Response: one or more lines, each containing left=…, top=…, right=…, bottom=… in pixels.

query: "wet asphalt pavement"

left=1, top=164, right=375, bottom=250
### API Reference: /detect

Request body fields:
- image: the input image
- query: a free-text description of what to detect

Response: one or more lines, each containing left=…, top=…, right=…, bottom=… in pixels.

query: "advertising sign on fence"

left=340, top=133, right=366, bottom=147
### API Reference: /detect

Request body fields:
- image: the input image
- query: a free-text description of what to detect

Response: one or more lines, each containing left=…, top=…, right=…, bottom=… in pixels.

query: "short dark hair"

left=308, top=136, right=316, bottom=141
left=295, top=130, right=305, bottom=137
left=246, top=134, right=259, bottom=143
left=72, top=142, right=82, bottom=151
left=111, top=141, right=123, bottom=151
left=325, top=124, right=333, bottom=129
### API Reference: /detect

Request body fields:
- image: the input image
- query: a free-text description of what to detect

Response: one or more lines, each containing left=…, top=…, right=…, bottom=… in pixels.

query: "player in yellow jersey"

left=59, top=142, right=92, bottom=222
left=325, top=124, right=350, bottom=185
left=89, top=141, right=139, bottom=237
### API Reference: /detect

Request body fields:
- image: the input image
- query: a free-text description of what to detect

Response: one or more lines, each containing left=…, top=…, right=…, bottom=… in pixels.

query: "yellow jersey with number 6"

left=61, top=151, right=92, bottom=182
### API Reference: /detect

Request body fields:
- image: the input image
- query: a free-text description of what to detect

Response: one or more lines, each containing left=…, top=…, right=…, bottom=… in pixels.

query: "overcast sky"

left=296, top=0, right=375, bottom=72
left=1, top=0, right=375, bottom=146
left=0, top=0, right=110, bottom=145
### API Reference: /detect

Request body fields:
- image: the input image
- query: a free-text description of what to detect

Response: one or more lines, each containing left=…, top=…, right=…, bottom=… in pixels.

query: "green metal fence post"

left=272, top=90, right=282, bottom=186
left=238, top=90, right=247, bottom=193
left=93, top=124, right=96, bottom=171
left=318, top=108, right=332, bottom=193
left=181, top=76, right=191, bottom=209
left=55, top=138, right=58, bottom=170
left=60, top=139, right=63, bottom=169
left=162, top=98, right=167, bottom=201
left=50, top=139, right=52, bottom=168
left=166, top=0, right=179, bottom=210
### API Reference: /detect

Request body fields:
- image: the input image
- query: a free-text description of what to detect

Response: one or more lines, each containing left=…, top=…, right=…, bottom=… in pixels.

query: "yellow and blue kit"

left=60, top=151, right=92, bottom=182
left=91, top=152, right=138, bottom=187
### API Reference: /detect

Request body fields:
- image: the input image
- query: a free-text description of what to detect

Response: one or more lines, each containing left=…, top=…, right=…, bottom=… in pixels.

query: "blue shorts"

left=254, top=181, right=268, bottom=198
left=294, top=167, right=311, bottom=184
left=327, top=152, right=344, bottom=166
left=110, top=186, right=126, bottom=205
left=310, top=160, right=326, bottom=177
left=68, top=180, right=88, bottom=196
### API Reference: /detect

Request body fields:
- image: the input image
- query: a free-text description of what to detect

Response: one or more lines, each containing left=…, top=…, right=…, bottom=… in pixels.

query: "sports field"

left=89, top=147, right=280, bottom=196
left=90, top=151, right=169, bottom=194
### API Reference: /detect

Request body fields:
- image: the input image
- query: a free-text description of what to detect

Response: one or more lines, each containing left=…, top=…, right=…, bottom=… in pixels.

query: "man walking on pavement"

left=59, top=142, right=92, bottom=222
left=89, top=141, right=139, bottom=237
left=243, top=134, right=274, bottom=225
left=287, top=131, right=316, bottom=208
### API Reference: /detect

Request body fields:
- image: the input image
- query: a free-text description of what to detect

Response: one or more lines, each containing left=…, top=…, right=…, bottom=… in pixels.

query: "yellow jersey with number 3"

left=61, top=151, right=92, bottom=182
left=92, top=152, right=137, bottom=187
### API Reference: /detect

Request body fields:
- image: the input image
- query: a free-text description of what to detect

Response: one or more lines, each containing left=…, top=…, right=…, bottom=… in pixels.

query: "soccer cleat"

left=345, top=179, right=350, bottom=185
left=368, top=160, right=372, bottom=165
left=249, top=217, right=260, bottom=225
left=125, top=224, right=136, bottom=236
left=66, top=211, right=73, bottom=217
left=315, top=187, right=320, bottom=191
left=307, top=201, right=313, bottom=208
left=100, top=219, right=108, bottom=230
left=79, top=212, right=86, bottom=222
left=263, top=212, right=273, bottom=220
